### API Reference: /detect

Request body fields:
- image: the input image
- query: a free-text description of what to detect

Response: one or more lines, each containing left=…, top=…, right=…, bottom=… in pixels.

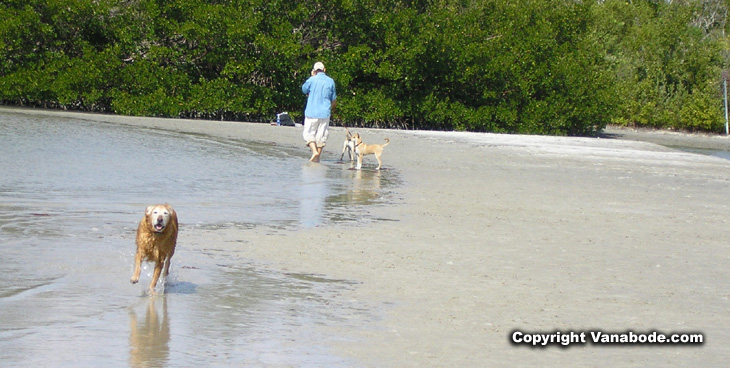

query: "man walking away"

left=301, top=61, right=336, bottom=162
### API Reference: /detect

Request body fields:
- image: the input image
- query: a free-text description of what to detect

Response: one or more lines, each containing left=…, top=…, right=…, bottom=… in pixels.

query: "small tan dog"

left=353, top=133, right=390, bottom=170
left=130, top=204, right=178, bottom=295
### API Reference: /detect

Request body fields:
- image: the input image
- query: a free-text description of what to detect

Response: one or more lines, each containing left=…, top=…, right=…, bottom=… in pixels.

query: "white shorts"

left=302, top=117, right=330, bottom=147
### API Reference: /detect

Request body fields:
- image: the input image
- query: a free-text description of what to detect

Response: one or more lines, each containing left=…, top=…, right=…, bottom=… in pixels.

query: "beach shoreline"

left=4, top=106, right=730, bottom=366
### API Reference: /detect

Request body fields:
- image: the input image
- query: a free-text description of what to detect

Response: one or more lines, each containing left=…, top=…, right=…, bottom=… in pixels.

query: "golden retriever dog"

left=130, top=204, right=178, bottom=295
left=353, top=133, right=390, bottom=170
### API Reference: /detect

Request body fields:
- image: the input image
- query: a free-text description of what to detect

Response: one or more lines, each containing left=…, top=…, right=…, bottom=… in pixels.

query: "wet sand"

left=4, top=107, right=730, bottom=366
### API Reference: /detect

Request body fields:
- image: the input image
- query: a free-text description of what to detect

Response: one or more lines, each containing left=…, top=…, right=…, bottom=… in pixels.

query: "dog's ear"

left=164, top=203, right=175, bottom=216
left=345, top=127, right=352, bottom=138
left=145, top=205, right=155, bottom=216
left=164, top=204, right=178, bottom=226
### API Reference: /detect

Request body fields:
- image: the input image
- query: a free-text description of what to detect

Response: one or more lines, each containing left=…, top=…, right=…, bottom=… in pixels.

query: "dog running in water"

left=130, top=204, right=178, bottom=295
left=352, top=133, right=390, bottom=170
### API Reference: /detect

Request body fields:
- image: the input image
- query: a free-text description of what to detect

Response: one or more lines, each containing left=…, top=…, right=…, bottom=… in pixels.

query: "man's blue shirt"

left=302, top=72, right=336, bottom=119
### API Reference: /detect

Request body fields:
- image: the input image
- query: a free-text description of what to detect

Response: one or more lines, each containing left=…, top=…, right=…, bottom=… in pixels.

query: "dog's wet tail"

left=383, top=138, right=390, bottom=146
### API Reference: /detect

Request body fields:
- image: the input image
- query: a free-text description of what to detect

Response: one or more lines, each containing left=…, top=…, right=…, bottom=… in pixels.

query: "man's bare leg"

left=309, top=142, right=320, bottom=162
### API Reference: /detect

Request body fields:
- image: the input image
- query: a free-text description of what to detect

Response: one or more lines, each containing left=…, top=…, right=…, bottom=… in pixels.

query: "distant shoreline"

left=603, top=124, right=730, bottom=152
left=4, top=105, right=729, bottom=152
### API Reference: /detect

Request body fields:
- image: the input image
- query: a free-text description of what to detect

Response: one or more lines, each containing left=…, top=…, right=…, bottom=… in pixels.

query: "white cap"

left=312, top=61, right=325, bottom=72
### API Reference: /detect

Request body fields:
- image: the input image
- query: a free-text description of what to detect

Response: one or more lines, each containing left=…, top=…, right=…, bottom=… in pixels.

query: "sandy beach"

left=4, top=107, right=730, bottom=366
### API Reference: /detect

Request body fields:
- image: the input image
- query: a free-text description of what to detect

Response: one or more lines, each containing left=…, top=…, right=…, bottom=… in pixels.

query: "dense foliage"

left=1, top=0, right=728, bottom=135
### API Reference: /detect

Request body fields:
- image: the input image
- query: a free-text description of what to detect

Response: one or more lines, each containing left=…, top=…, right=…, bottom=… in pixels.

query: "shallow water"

left=669, top=145, right=730, bottom=161
left=0, top=112, right=397, bottom=366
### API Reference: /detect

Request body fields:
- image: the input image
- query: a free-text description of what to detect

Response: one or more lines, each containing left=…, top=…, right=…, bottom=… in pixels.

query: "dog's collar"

left=356, top=142, right=363, bottom=147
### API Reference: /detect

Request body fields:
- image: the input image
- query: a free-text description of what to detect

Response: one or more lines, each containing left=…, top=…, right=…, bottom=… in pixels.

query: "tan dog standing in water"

left=353, top=133, right=390, bottom=170
left=130, top=204, right=178, bottom=295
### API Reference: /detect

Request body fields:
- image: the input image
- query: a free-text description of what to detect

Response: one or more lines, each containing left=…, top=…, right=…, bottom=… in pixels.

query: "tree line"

left=1, top=0, right=728, bottom=136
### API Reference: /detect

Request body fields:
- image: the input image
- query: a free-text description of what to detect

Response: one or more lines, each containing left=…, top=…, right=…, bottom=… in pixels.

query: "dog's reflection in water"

left=346, top=167, right=382, bottom=205
left=129, top=297, right=170, bottom=368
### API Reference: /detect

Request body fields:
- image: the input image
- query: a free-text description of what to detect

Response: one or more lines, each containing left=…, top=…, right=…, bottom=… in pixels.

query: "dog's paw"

left=130, top=278, right=139, bottom=284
